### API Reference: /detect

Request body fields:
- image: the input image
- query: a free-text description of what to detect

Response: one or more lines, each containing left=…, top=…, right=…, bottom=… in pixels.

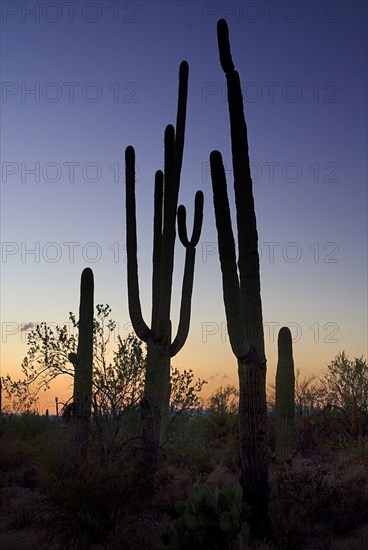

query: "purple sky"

left=1, top=0, right=367, bottom=404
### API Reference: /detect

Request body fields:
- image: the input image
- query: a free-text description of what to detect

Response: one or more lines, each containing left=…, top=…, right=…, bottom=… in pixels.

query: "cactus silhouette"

left=125, top=61, right=203, bottom=464
left=275, top=327, right=295, bottom=463
left=209, top=19, right=268, bottom=532
left=69, top=267, right=94, bottom=422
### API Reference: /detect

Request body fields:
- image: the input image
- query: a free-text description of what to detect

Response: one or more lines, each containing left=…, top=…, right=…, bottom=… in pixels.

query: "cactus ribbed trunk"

left=275, top=327, right=295, bottom=463
left=238, top=357, right=268, bottom=525
left=140, top=335, right=171, bottom=464
left=125, top=61, right=203, bottom=465
left=210, top=19, right=268, bottom=534
left=72, top=267, right=94, bottom=422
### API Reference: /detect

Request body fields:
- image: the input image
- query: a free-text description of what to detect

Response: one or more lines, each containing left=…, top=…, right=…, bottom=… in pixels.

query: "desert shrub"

left=166, top=437, right=215, bottom=480
left=165, top=412, right=239, bottom=481
left=7, top=505, right=36, bottom=530
left=202, top=412, right=239, bottom=469
left=0, top=413, right=51, bottom=441
left=204, top=412, right=239, bottom=473
left=37, top=417, right=166, bottom=547
left=38, top=411, right=141, bottom=485
left=269, top=458, right=368, bottom=547
left=0, top=414, right=53, bottom=486
left=37, top=427, right=80, bottom=489
left=293, top=410, right=347, bottom=456
left=337, top=435, right=368, bottom=466
left=42, top=450, right=149, bottom=546
left=0, top=436, right=33, bottom=474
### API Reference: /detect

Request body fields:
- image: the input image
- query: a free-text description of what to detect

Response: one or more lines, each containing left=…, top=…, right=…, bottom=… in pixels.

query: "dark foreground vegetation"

left=1, top=408, right=368, bottom=549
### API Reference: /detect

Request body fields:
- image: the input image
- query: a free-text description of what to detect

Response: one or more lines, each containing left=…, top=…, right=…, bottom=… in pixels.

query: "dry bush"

left=337, top=436, right=368, bottom=467
left=293, top=411, right=348, bottom=457
left=0, top=436, right=32, bottom=474
left=0, top=415, right=52, bottom=488
left=269, top=455, right=368, bottom=548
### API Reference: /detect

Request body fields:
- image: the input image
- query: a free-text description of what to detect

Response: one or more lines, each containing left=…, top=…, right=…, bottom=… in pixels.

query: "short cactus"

left=275, top=326, right=295, bottom=463
left=69, top=267, right=94, bottom=422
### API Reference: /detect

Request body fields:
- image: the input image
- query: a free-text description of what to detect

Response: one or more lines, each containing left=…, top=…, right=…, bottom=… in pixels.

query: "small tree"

left=268, top=369, right=319, bottom=416
left=318, top=351, right=368, bottom=437
left=267, top=369, right=320, bottom=416
left=92, top=331, right=145, bottom=418
left=1, top=377, right=39, bottom=414
left=295, top=370, right=319, bottom=416
left=208, top=385, right=239, bottom=414
left=1, top=306, right=144, bottom=417
left=170, top=367, right=207, bottom=414
left=2, top=306, right=206, bottom=421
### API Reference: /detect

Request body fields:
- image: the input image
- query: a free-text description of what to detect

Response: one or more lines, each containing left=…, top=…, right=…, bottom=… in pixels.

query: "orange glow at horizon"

left=1, top=321, right=357, bottom=414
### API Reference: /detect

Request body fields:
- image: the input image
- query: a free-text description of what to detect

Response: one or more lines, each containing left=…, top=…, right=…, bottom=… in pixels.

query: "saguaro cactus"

left=275, top=327, right=295, bottom=463
left=209, top=20, right=268, bottom=532
left=70, top=267, right=94, bottom=421
left=125, top=61, right=203, bottom=464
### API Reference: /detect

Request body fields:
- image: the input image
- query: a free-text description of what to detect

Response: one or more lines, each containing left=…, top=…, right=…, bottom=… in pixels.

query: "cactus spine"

left=275, top=327, right=295, bottom=463
left=125, top=61, right=203, bottom=464
left=209, top=19, right=268, bottom=532
left=71, top=267, right=94, bottom=421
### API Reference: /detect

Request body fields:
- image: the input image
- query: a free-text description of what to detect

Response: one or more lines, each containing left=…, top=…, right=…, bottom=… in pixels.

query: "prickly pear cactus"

left=174, top=483, right=249, bottom=548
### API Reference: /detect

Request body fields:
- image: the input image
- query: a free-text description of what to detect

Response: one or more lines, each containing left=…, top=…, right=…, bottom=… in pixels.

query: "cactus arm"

left=156, top=62, right=189, bottom=342
left=190, top=191, right=204, bottom=247
left=177, top=203, right=189, bottom=247
left=151, top=169, right=164, bottom=332
left=125, top=145, right=151, bottom=341
left=217, top=19, right=264, bottom=353
left=170, top=246, right=195, bottom=357
left=217, top=19, right=253, bottom=228
left=164, top=124, right=176, bottom=213
left=210, top=150, right=249, bottom=359
left=217, top=18, right=235, bottom=73
left=171, top=191, right=204, bottom=356
left=177, top=190, right=204, bottom=248
left=173, top=61, right=189, bottom=191
left=155, top=125, right=176, bottom=341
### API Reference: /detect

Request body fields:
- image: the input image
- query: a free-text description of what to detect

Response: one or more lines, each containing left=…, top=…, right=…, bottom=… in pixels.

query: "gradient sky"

left=1, top=0, right=367, bottom=411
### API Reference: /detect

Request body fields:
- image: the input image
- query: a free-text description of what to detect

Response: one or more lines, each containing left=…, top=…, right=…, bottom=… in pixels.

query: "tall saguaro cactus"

left=209, top=19, right=268, bottom=532
left=70, top=267, right=94, bottom=422
left=275, top=327, right=295, bottom=463
left=125, top=61, right=203, bottom=464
